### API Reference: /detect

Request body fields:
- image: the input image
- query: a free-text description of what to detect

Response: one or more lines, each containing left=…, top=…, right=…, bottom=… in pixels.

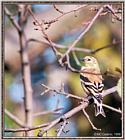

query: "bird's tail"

left=93, top=96, right=106, bottom=117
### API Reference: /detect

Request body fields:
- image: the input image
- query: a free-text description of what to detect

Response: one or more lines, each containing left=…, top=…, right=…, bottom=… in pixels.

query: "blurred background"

left=4, top=3, right=122, bottom=137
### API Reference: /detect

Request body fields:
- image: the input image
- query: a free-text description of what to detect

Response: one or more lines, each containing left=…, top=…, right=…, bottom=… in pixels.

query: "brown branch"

left=5, top=109, right=26, bottom=128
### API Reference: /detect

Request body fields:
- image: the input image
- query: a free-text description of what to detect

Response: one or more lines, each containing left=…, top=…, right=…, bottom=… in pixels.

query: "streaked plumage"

left=80, top=56, right=106, bottom=117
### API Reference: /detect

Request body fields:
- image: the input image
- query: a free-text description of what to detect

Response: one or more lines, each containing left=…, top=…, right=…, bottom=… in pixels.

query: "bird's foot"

left=81, top=97, right=89, bottom=104
left=95, top=93, right=103, bottom=100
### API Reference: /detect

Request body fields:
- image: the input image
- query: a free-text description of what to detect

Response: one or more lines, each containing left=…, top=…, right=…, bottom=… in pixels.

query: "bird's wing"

left=80, top=68, right=104, bottom=95
left=81, top=68, right=103, bottom=82
left=80, top=67, right=106, bottom=117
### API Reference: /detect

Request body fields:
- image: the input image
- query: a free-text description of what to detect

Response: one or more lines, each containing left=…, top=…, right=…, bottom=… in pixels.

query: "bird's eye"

left=87, top=58, right=91, bottom=61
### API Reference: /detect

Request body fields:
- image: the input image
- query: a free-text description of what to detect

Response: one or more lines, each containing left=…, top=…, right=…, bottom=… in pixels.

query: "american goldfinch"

left=80, top=56, right=106, bottom=117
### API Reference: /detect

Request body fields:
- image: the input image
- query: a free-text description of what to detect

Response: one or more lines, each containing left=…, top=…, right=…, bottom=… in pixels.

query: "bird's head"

left=80, top=56, right=100, bottom=70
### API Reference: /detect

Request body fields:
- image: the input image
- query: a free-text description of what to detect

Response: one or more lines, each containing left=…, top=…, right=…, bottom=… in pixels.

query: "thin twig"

left=102, top=86, right=117, bottom=97
left=33, top=107, right=64, bottom=117
left=105, top=5, right=122, bottom=21
left=28, top=6, right=121, bottom=75
left=66, top=54, right=79, bottom=72
left=53, top=4, right=64, bottom=14
left=5, top=123, right=49, bottom=133
left=26, top=38, right=66, bottom=49
left=40, top=103, right=88, bottom=135
left=37, top=85, right=119, bottom=136
left=5, top=6, right=33, bottom=136
left=4, top=7, right=21, bottom=31
left=5, top=109, right=26, bottom=128
left=41, top=84, right=83, bottom=100
left=41, top=83, right=120, bottom=116
left=72, top=51, right=81, bottom=66
left=5, top=4, right=122, bottom=137
left=91, top=40, right=122, bottom=54
left=102, top=104, right=121, bottom=114
left=5, top=85, right=119, bottom=134
left=26, top=38, right=121, bottom=54
left=18, top=5, right=33, bottom=136
left=41, top=84, right=118, bottom=101
left=57, top=118, right=67, bottom=137
left=28, top=7, right=62, bottom=57
left=26, top=38, right=91, bottom=54
left=82, top=109, right=101, bottom=131
left=59, top=6, right=104, bottom=65
left=43, top=5, right=88, bottom=25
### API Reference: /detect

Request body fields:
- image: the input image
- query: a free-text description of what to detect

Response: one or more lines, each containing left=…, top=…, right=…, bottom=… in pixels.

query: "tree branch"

left=41, top=83, right=83, bottom=100
left=5, top=6, right=33, bottom=136
left=4, top=7, right=21, bottom=31
left=5, top=109, right=26, bottom=128
left=40, top=103, right=88, bottom=135
left=102, top=86, right=117, bottom=97
left=33, top=107, right=64, bottom=117
left=4, top=123, right=49, bottom=133
left=102, top=104, right=121, bottom=114
left=28, top=7, right=62, bottom=57
left=105, top=5, right=122, bottom=21
left=57, top=117, right=67, bottom=137
left=5, top=84, right=120, bottom=134
left=37, top=84, right=119, bottom=136
left=43, top=5, right=88, bottom=26
left=5, top=4, right=122, bottom=137
left=28, top=6, right=122, bottom=77
left=59, top=6, right=104, bottom=65
left=82, top=109, right=101, bottom=131
left=91, top=40, right=122, bottom=54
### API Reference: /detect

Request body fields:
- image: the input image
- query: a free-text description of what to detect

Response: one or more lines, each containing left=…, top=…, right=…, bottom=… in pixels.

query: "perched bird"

left=80, top=56, right=106, bottom=117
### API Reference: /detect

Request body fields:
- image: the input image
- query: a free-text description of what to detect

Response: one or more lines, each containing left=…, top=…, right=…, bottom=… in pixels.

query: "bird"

left=79, top=56, right=106, bottom=117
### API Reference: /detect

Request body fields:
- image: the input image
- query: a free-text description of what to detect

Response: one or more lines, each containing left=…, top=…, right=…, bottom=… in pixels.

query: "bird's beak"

left=79, top=58, right=85, bottom=61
